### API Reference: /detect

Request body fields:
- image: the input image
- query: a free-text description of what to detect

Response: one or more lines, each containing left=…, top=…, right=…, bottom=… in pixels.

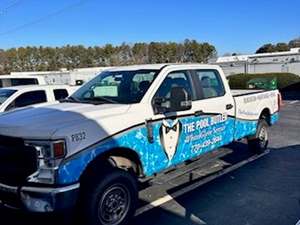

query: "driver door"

left=147, top=69, right=196, bottom=173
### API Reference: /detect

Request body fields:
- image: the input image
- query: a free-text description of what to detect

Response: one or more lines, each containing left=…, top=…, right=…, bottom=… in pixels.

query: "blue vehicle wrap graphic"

left=234, top=119, right=257, bottom=140
left=270, top=112, right=279, bottom=125
left=57, top=112, right=278, bottom=185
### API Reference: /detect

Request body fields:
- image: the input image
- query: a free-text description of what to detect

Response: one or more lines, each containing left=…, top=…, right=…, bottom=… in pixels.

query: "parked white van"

left=0, top=75, right=47, bottom=87
left=0, top=85, right=77, bottom=112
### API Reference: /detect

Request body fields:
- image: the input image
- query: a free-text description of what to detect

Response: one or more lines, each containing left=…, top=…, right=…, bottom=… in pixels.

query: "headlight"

left=24, top=140, right=66, bottom=184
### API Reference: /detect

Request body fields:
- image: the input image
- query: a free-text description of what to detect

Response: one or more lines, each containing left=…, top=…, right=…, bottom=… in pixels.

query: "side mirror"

left=170, top=86, right=192, bottom=112
left=153, top=86, right=192, bottom=114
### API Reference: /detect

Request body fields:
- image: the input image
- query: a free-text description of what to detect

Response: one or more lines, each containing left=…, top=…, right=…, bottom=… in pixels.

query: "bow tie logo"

left=159, top=119, right=182, bottom=161
left=165, top=125, right=177, bottom=133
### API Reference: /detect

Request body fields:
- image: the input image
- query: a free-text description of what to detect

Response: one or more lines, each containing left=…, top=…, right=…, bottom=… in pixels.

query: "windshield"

left=0, top=89, right=17, bottom=105
left=71, top=69, right=159, bottom=104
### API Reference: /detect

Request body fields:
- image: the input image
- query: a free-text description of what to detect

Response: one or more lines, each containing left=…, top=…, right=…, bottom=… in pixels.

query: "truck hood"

left=0, top=102, right=130, bottom=138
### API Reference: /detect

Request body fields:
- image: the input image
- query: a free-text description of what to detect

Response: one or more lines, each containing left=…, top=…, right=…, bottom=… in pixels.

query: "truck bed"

left=230, top=89, right=279, bottom=140
left=231, top=89, right=265, bottom=97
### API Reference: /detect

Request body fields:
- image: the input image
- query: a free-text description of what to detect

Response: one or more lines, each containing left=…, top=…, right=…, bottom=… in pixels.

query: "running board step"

left=167, top=159, right=230, bottom=187
left=149, top=148, right=233, bottom=185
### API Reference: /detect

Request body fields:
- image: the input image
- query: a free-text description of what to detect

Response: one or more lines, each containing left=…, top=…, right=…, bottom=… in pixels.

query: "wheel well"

left=259, top=108, right=271, bottom=125
left=80, top=148, right=144, bottom=183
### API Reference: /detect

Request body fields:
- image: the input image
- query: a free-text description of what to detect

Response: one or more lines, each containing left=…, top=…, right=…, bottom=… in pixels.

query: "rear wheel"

left=247, top=120, right=269, bottom=154
left=81, top=168, right=138, bottom=225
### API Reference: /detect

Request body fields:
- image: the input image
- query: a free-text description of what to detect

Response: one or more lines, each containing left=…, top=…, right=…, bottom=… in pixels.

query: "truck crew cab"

left=0, top=85, right=78, bottom=113
left=0, top=64, right=280, bottom=225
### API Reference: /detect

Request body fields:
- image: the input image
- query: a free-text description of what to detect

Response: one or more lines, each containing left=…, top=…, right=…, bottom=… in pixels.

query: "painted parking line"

left=296, top=219, right=300, bottom=225
left=289, top=100, right=299, bottom=105
left=135, top=150, right=270, bottom=216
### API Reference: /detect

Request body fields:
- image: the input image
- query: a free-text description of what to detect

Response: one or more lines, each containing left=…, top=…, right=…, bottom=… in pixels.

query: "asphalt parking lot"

left=1, top=100, right=300, bottom=225
left=134, top=99, right=300, bottom=225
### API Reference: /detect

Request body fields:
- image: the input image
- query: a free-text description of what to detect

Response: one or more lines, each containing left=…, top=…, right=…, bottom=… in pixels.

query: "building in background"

left=214, top=48, right=300, bottom=76
left=9, top=67, right=112, bottom=86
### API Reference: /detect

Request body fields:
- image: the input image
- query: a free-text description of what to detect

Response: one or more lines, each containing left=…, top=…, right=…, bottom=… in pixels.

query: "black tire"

left=81, top=168, right=138, bottom=225
left=247, top=119, right=269, bottom=154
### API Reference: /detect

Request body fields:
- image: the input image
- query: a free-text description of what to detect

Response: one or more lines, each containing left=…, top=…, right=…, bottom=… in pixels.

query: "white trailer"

left=9, top=67, right=112, bottom=86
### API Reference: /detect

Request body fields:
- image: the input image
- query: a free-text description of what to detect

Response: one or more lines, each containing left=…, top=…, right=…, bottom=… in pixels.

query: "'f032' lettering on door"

left=71, top=131, right=86, bottom=142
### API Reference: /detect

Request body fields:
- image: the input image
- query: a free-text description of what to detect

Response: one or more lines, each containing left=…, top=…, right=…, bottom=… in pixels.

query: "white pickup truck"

left=0, top=64, right=280, bottom=225
left=0, top=85, right=78, bottom=112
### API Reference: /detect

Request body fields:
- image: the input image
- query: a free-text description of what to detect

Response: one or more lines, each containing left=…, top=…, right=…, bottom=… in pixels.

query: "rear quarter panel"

left=233, top=90, right=279, bottom=140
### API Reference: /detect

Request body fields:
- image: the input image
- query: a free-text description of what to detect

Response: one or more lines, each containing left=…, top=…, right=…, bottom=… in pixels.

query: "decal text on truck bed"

left=243, top=92, right=276, bottom=104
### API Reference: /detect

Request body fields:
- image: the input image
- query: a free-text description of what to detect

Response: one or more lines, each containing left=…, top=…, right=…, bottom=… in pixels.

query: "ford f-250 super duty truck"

left=0, top=64, right=280, bottom=225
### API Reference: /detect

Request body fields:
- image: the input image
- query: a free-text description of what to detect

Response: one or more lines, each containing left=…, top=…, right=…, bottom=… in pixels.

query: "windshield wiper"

left=82, top=97, right=120, bottom=104
left=60, top=96, right=81, bottom=103
left=61, top=96, right=120, bottom=105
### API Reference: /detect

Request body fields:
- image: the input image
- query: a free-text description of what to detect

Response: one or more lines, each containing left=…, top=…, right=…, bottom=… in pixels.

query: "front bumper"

left=0, top=182, right=79, bottom=212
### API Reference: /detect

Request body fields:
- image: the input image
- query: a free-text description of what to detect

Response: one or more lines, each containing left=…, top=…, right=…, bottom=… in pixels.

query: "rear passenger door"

left=189, top=69, right=235, bottom=152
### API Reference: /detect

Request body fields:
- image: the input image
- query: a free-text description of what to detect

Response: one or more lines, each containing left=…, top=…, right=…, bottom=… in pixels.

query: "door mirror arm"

left=153, top=97, right=168, bottom=114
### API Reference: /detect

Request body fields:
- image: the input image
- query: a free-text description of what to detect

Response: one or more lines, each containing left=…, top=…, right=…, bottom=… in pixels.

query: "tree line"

left=256, top=37, right=300, bottom=53
left=0, top=39, right=216, bottom=75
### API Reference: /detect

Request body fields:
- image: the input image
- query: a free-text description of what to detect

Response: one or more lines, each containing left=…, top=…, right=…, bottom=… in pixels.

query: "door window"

left=154, top=70, right=193, bottom=111
left=156, top=71, right=192, bottom=98
left=194, top=70, right=225, bottom=99
left=6, top=90, right=47, bottom=111
left=54, top=89, right=69, bottom=100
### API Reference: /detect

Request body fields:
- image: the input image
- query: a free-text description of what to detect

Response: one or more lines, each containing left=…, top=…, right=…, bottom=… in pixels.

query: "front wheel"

left=81, top=169, right=138, bottom=225
left=247, top=120, right=269, bottom=154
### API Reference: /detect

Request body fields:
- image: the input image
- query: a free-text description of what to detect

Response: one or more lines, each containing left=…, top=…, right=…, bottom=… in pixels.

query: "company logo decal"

left=159, top=119, right=182, bottom=160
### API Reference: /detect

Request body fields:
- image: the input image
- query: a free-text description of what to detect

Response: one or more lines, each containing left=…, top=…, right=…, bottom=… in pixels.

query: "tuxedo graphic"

left=159, top=119, right=182, bottom=160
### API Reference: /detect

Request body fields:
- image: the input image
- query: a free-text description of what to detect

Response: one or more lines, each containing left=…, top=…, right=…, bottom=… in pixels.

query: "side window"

left=155, top=71, right=192, bottom=99
left=154, top=70, right=193, bottom=111
left=54, top=89, right=69, bottom=100
left=194, top=70, right=225, bottom=99
left=6, top=91, right=47, bottom=111
left=11, top=78, right=38, bottom=86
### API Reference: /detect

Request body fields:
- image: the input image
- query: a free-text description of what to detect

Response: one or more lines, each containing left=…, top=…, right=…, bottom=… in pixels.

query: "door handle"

left=145, top=119, right=154, bottom=143
left=194, top=110, right=204, bottom=117
left=226, top=104, right=234, bottom=110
